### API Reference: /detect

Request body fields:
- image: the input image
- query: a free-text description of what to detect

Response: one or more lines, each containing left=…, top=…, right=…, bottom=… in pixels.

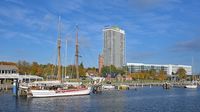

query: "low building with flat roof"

left=127, top=63, right=192, bottom=76
left=0, top=64, right=43, bottom=82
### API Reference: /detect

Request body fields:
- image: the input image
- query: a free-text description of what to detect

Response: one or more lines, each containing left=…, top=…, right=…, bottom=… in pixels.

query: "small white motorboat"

left=185, top=84, right=197, bottom=89
left=102, top=85, right=115, bottom=90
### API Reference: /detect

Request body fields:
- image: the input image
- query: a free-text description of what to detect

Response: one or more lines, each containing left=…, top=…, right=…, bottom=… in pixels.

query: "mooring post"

left=12, top=79, right=18, bottom=96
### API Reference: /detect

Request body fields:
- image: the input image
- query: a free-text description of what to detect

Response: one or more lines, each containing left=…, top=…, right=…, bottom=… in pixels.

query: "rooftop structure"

left=103, top=26, right=125, bottom=34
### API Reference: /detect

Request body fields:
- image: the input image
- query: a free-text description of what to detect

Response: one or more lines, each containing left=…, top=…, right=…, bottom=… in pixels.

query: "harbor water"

left=0, top=87, right=200, bottom=112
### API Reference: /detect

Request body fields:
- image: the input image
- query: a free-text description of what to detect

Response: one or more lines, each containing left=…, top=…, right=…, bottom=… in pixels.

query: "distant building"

left=127, top=63, right=192, bottom=76
left=103, top=26, right=125, bottom=68
left=98, top=54, right=104, bottom=74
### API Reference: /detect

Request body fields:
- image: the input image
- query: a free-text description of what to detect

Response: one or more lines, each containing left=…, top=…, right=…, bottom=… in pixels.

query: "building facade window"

left=127, top=63, right=192, bottom=76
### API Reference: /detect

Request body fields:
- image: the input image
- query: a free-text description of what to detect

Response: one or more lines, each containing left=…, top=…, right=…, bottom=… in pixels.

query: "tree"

left=176, top=67, right=187, bottom=79
left=66, top=65, right=76, bottom=78
left=101, top=65, right=126, bottom=77
left=45, top=64, right=54, bottom=74
left=149, top=69, right=156, bottom=80
left=17, top=60, right=31, bottom=75
left=42, top=64, right=54, bottom=78
left=101, top=66, right=110, bottom=77
left=30, top=62, right=39, bottom=75
left=131, top=72, right=143, bottom=80
left=156, top=70, right=167, bottom=81
left=80, top=62, right=84, bottom=68
left=144, top=70, right=150, bottom=79
left=79, top=62, right=86, bottom=77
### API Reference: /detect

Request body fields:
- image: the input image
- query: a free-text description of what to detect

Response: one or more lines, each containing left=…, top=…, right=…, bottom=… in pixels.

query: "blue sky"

left=0, top=0, right=200, bottom=73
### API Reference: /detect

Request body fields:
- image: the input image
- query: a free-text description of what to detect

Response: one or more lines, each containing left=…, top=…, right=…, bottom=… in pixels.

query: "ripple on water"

left=0, top=87, right=200, bottom=112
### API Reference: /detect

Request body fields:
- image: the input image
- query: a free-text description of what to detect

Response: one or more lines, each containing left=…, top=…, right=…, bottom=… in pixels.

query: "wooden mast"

left=57, top=16, right=62, bottom=81
left=75, top=26, right=79, bottom=80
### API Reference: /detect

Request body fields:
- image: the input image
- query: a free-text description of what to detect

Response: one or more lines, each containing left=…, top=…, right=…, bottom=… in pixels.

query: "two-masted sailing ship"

left=25, top=18, right=91, bottom=98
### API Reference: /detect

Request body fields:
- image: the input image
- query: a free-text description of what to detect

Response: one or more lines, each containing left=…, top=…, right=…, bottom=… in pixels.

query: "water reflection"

left=27, top=95, right=91, bottom=112
left=0, top=87, right=200, bottom=112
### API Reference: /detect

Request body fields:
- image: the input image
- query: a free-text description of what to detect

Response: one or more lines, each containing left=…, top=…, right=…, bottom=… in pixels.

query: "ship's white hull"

left=185, top=85, right=197, bottom=89
left=28, top=87, right=91, bottom=98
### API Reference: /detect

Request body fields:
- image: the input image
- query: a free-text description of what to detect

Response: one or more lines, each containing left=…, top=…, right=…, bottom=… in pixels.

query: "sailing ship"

left=26, top=18, right=91, bottom=98
left=27, top=81, right=91, bottom=98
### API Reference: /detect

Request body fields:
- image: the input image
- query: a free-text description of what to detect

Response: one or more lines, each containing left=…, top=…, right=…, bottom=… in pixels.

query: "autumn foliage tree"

left=17, top=60, right=31, bottom=75
left=130, top=69, right=167, bottom=81
left=16, top=61, right=57, bottom=77
left=176, top=67, right=187, bottom=80
left=156, top=70, right=167, bottom=81
left=2, top=60, right=89, bottom=79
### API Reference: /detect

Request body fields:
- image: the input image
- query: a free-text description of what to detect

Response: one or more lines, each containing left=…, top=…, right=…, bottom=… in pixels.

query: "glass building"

left=127, top=63, right=192, bottom=76
left=103, top=26, right=125, bottom=68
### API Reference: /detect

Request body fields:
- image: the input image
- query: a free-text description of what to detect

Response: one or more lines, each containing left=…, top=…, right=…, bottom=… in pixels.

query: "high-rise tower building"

left=103, top=26, right=125, bottom=68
